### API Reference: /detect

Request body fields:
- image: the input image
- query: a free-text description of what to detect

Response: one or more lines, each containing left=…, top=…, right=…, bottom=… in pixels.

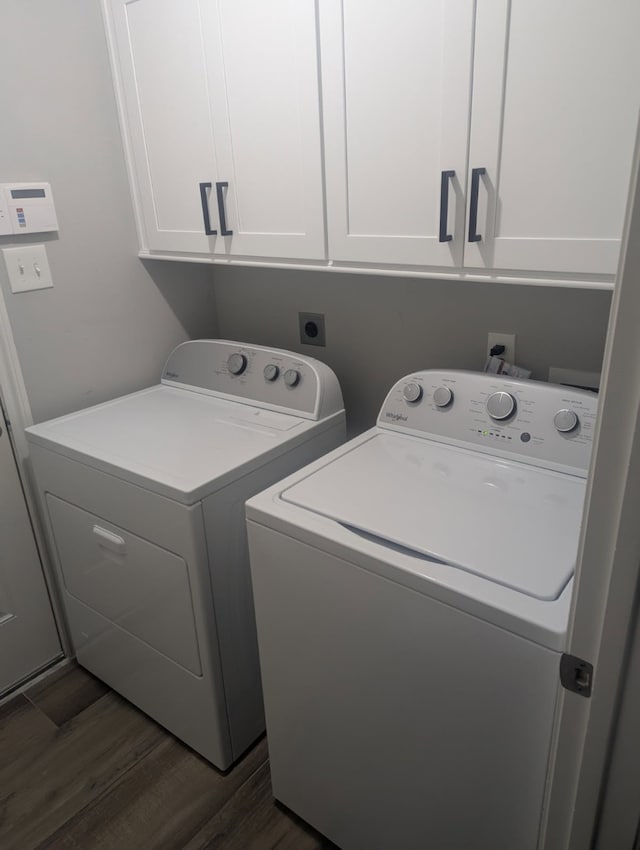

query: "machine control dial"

left=433, top=386, right=453, bottom=408
left=283, top=368, right=301, bottom=387
left=486, top=391, right=516, bottom=421
left=227, top=353, right=248, bottom=376
left=403, top=382, right=423, bottom=404
left=263, top=364, right=280, bottom=382
left=554, top=409, right=579, bottom=433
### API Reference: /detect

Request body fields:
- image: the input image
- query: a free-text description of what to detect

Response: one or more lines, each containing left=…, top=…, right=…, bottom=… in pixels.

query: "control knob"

left=486, top=391, right=516, bottom=421
left=263, top=364, right=280, bottom=382
left=283, top=368, right=301, bottom=387
left=227, top=353, right=248, bottom=376
left=433, top=386, right=453, bottom=408
left=403, top=382, right=423, bottom=404
left=554, top=409, right=579, bottom=433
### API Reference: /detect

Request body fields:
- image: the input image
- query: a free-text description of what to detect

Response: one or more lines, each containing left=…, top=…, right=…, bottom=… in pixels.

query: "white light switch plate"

left=2, top=245, right=53, bottom=293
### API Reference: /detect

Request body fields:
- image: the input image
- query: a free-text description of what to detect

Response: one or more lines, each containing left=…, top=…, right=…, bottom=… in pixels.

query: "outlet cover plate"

left=3, top=244, right=53, bottom=293
left=488, top=332, right=516, bottom=363
left=299, top=312, right=326, bottom=346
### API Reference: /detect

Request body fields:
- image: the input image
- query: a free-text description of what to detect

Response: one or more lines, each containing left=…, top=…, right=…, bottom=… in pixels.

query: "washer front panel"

left=248, top=521, right=559, bottom=850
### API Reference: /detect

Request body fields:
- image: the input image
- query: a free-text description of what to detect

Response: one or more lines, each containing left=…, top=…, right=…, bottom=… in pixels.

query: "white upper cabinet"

left=319, top=0, right=475, bottom=267
left=105, top=0, right=640, bottom=282
left=106, top=0, right=325, bottom=259
left=465, top=0, right=640, bottom=276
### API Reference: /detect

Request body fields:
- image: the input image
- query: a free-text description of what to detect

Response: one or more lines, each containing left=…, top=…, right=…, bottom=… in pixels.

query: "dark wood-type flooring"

left=0, top=664, right=337, bottom=850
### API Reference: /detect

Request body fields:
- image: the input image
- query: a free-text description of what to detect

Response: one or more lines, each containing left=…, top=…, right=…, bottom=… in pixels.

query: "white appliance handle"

left=92, top=524, right=126, bottom=555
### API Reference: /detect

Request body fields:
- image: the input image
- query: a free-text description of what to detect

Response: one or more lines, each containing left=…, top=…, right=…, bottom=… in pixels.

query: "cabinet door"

left=108, top=0, right=325, bottom=260
left=107, top=0, right=221, bottom=254
left=320, top=0, right=474, bottom=267
left=201, top=0, right=325, bottom=260
left=466, top=0, right=640, bottom=276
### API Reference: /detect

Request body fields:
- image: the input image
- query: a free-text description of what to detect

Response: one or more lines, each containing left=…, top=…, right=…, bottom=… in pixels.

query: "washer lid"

left=281, top=433, right=587, bottom=601
left=26, top=385, right=313, bottom=504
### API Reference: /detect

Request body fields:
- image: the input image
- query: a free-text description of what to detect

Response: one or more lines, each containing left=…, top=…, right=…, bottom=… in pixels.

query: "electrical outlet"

left=487, top=332, right=516, bottom=363
left=2, top=245, right=53, bottom=293
left=299, top=312, right=326, bottom=346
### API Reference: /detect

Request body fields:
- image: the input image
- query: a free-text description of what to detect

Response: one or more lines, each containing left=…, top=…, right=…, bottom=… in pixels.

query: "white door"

left=465, top=0, right=640, bottom=276
left=0, top=403, right=61, bottom=695
left=107, top=0, right=325, bottom=260
left=201, top=0, right=326, bottom=260
left=319, top=0, right=474, bottom=267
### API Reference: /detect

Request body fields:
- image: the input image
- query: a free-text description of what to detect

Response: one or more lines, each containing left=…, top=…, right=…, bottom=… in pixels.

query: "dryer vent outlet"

left=299, top=312, right=326, bottom=347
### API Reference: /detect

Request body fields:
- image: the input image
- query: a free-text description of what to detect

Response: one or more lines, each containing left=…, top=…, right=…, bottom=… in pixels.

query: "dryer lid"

left=281, top=433, right=587, bottom=601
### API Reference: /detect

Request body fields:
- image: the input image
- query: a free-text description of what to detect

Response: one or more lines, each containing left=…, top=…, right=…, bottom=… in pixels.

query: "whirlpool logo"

left=385, top=411, right=408, bottom=422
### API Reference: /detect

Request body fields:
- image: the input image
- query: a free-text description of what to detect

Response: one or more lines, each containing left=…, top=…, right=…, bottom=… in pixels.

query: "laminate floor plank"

left=0, top=694, right=57, bottom=777
left=183, top=761, right=337, bottom=850
left=0, top=692, right=165, bottom=850
left=25, top=664, right=109, bottom=727
left=1, top=669, right=335, bottom=850
left=38, top=736, right=269, bottom=850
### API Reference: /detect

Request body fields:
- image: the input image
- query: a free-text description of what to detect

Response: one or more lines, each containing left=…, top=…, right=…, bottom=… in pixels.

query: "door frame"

left=593, top=597, right=640, bottom=848
left=541, top=115, right=640, bottom=849
left=0, top=286, right=70, bottom=655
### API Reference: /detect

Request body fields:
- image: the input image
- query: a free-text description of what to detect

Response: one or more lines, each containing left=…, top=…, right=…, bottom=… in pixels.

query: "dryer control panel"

left=161, top=340, right=344, bottom=421
left=378, top=370, right=598, bottom=476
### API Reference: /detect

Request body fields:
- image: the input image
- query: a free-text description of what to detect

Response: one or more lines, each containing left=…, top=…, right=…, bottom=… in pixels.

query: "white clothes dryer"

left=246, top=369, right=598, bottom=850
left=26, top=340, right=345, bottom=769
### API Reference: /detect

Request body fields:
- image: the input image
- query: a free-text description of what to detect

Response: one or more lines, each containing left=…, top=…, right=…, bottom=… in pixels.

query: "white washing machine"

left=26, top=339, right=345, bottom=769
left=246, top=370, right=598, bottom=850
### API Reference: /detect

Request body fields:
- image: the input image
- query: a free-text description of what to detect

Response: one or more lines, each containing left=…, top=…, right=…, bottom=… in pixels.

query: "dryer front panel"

left=46, top=494, right=202, bottom=676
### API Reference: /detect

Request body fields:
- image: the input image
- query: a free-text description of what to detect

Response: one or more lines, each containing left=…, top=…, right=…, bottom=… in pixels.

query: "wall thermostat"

left=0, top=182, right=59, bottom=236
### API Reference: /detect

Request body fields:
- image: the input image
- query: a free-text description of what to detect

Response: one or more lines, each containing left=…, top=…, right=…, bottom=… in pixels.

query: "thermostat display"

left=0, top=182, right=58, bottom=236
left=11, top=188, right=46, bottom=200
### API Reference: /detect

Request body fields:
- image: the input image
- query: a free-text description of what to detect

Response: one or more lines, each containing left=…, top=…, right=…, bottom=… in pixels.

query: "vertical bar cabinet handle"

left=468, top=167, right=486, bottom=243
left=216, top=181, right=233, bottom=236
left=199, top=182, right=217, bottom=235
left=439, top=170, right=455, bottom=243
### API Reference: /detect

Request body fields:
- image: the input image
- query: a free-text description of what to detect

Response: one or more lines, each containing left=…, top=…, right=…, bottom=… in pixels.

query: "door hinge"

left=560, top=653, right=593, bottom=698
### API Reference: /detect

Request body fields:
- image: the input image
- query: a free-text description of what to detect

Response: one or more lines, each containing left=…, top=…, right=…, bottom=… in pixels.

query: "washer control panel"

left=378, top=370, right=598, bottom=475
left=161, top=340, right=344, bottom=420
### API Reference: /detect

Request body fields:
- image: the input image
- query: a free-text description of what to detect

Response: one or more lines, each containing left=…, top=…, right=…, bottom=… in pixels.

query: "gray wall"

left=214, top=267, right=611, bottom=434
left=0, top=0, right=217, bottom=424
left=0, top=0, right=612, bottom=434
